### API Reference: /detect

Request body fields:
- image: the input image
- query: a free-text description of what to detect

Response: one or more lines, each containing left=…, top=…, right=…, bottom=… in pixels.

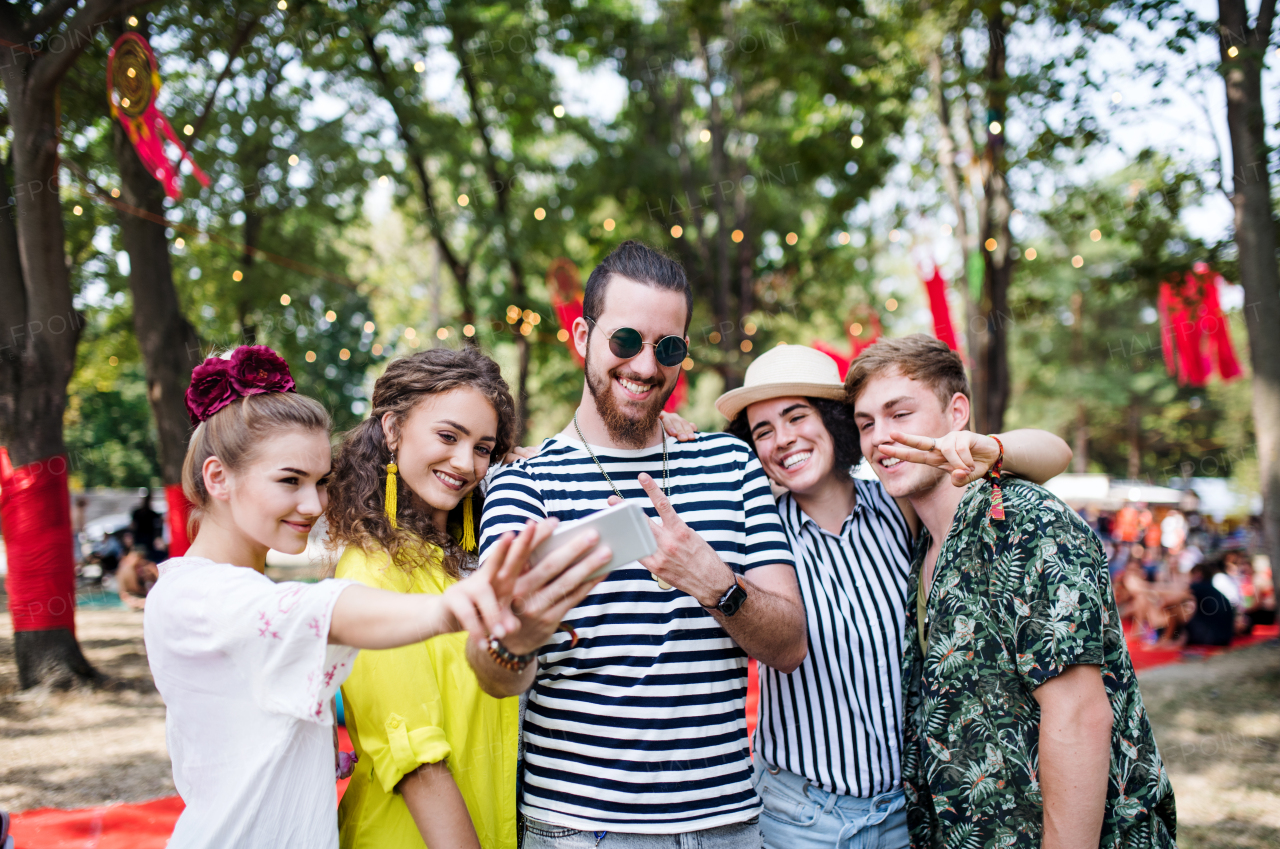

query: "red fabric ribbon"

left=165, top=483, right=192, bottom=556
left=1158, top=264, right=1242, bottom=387
left=813, top=308, right=883, bottom=379
left=923, top=266, right=960, bottom=351
left=0, top=449, right=77, bottom=633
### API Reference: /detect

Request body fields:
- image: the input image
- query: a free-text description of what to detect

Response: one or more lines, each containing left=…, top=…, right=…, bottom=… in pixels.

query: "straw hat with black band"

left=715, top=343, right=848, bottom=422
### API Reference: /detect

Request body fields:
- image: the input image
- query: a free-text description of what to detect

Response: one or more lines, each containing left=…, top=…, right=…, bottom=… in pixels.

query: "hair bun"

left=186, top=345, right=296, bottom=425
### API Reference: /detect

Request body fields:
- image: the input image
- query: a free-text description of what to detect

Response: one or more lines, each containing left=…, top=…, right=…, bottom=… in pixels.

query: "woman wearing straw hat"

left=711, top=343, right=1072, bottom=849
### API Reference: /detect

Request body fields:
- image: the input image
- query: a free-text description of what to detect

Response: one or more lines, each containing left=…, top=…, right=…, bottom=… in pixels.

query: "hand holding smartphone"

left=530, top=502, right=657, bottom=580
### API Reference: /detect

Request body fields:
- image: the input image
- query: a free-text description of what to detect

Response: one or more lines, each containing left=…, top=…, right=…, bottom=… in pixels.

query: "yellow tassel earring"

left=385, top=455, right=399, bottom=529
left=461, top=492, right=476, bottom=552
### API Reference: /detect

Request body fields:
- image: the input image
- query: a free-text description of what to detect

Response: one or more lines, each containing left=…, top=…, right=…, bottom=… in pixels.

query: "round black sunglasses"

left=586, top=317, right=688, bottom=367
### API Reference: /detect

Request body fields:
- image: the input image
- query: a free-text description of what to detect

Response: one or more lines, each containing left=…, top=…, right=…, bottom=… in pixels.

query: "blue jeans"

left=752, top=763, right=908, bottom=849
left=521, top=815, right=763, bottom=849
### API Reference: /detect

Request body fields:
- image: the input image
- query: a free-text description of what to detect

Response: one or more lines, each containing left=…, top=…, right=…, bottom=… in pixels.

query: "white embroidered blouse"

left=144, top=556, right=359, bottom=848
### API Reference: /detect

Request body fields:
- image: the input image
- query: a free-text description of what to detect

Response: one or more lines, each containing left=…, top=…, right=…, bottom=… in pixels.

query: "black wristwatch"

left=707, top=576, right=748, bottom=617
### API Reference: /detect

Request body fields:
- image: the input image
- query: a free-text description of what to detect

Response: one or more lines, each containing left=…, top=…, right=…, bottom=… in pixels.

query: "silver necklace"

left=572, top=413, right=670, bottom=499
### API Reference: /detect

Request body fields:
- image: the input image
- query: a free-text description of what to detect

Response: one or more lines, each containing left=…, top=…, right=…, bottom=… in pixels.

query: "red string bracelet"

left=985, top=435, right=1006, bottom=521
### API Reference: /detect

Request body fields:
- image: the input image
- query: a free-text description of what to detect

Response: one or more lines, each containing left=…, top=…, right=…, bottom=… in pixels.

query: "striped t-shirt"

left=755, top=476, right=913, bottom=797
left=478, top=432, right=794, bottom=833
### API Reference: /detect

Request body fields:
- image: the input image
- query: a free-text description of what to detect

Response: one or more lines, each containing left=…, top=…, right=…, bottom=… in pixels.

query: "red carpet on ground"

left=12, top=631, right=1277, bottom=847
left=10, top=728, right=355, bottom=848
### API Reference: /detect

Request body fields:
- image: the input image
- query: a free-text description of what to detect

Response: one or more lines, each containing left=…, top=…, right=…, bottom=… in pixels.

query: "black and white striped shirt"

left=754, top=476, right=913, bottom=797
left=478, top=432, right=794, bottom=833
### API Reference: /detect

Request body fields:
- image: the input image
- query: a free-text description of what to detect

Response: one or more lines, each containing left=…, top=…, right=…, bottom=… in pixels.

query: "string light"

left=699, top=129, right=711, bottom=142
left=732, top=229, right=744, bottom=243
left=109, top=356, right=119, bottom=366
left=280, top=294, right=291, bottom=305
left=1025, top=248, right=1037, bottom=260
left=277, top=0, right=287, bottom=9
left=1090, top=229, right=1102, bottom=241
left=671, top=225, right=683, bottom=238
left=379, top=175, right=389, bottom=185
left=682, top=357, right=694, bottom=370
left=463, top=324, right=475, bottom=337
left=553, top=105, right=566, bottom=118
left=339, top=348, right=350, bottom=360
left=325, top=309, right=337, bottom=321
left=372, top=343, right=383, bottom=355
left=989, top=121, right=1002, bottom=134
left=604, top=218, right=616, bottom=231
left=288, top=154, right=299, bottom=165
left=175, top=238, right=185, bottom=248
left=557, top=329, right=570, bottom=342
left=458, top=194, right=469, bottom=206
left=709, top=331, right=722, bottom=344
left=1227, top=46, right=1239, bottom=58
left=1072, top=255, right=1084, bottom=268
left=364, top=321, right=375, bottom=332
left=850, top=135, right=863, bottom=148
left=837, top=231, right=850, bottom=245
left=534, top=208, right=546, bottom=220
left=404, top=327, right=417, bottom=339
left=414, top=61, right=426, bottom=73
left=305, top=350, right=316, bottom=362
left=233, top=270, right=243, bottom=281
left=183, top=124, right=194, bottom=136
left=127, top=16, right=138, bottom=26
left=73, top=205, right=83, bottom=216
left=519, top=323, right=532, bottom=337
left=889, top=230, right=901, bottom=242
left=740, top=340, right=753, bottom=352
left=785, top=232, right=798, bottom=245
left=886, top=298, right=898, bottom=311
left=744, top=322, right=757, bottom=335
left=985, top=238, right=997, bottom=251
left=437, top=327, right=450, bottom=339
left=850, top=322, right=863, bottom=335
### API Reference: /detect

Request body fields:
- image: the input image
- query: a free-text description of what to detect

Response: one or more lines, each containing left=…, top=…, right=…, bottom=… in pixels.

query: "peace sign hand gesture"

left=881, top=429, right=1002, bottom=487
left=606, top=473, right=736, bottom=607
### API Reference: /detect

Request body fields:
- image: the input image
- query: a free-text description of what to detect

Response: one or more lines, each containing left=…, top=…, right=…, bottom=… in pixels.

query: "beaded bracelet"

left=487, top=637, right=537, bottom=673
left=985, top=435, right=1006, bottom=521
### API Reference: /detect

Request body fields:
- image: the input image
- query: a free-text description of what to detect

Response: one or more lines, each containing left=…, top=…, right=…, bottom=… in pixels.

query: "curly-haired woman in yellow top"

left=326, top=347, right=607, bottom=849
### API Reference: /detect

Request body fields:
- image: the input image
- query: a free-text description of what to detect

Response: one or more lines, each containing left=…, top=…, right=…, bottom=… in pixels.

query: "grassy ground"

left=0, top=606, right=1276, bottom=849
left=1138, top=641, right=1280, bottom=848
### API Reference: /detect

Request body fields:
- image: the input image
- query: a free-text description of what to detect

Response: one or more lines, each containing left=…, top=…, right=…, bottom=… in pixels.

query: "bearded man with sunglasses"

left=471, top=240, right=806, bottom=849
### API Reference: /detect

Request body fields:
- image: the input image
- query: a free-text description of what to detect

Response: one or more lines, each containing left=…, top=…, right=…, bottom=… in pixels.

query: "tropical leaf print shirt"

left=901, top=476, right=1177, bottom=849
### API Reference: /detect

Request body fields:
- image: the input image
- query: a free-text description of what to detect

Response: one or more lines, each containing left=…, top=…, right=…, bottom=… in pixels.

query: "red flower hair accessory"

left=185, top=345, right=296, bottom=425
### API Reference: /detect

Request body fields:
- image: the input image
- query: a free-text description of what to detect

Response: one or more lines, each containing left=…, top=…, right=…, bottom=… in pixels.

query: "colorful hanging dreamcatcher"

left=107, top=32, right=210, bottom=200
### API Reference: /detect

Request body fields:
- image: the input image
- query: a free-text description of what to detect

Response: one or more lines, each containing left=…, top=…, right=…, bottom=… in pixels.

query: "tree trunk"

left=1218, top=0, right=1280, bottom=587
left=972, top=12, right=1012, bottom=435
left=0, top=22, right=93, bottom=688
left=111, top=124, right=203, bottom=488
left=1127, top=404, right=1142, bottom=480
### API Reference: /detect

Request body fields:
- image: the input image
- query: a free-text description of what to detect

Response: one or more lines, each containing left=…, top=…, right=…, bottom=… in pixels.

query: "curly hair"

left=325, top=347, right=518, bottom=580
left=725, top=396, right=862, bottom=474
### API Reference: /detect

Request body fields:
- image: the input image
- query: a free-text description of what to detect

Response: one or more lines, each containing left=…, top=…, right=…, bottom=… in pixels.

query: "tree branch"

left=21, top=0, right=79, bottom=42
left=1256, top=0, right=1276, bottom=47
left=29, top=0, right=151, bottom=97
left=188, top=14, right=259, bottom=141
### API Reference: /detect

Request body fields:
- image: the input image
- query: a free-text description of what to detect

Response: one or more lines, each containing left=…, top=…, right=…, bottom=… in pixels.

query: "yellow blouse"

left=336, top=546, right=519, bottom=849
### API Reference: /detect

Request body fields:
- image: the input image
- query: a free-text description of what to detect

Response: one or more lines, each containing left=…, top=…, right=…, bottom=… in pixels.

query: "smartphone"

left=531, top=502, right=658, bottom=580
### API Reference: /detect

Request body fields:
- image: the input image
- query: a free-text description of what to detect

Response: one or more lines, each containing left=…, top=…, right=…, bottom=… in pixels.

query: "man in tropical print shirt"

left=847, top=335, right=1176, bottom=849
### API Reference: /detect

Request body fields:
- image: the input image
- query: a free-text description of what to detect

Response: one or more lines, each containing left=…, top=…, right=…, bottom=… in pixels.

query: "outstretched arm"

left=328, top=531, right=524, bottom=649
left=881, top=428, right=1072, bottom=487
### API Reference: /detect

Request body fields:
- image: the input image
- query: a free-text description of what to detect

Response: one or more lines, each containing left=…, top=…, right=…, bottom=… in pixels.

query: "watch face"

left=718, top=582, right=748, bottom=616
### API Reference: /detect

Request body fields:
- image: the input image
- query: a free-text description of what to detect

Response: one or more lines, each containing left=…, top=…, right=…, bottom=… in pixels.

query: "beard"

left=584, top=336, right=676, bottom=448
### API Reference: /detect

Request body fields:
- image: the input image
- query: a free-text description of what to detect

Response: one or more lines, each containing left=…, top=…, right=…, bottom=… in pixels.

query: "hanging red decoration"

left=922, top=264, right=960, bottom=351
left=165, top=483, right=192, bottom=557
left=546, top=258, right=686, bottom=412
left=812, top=305, right=884, bottom=379
left=107, top=33, right=210, bottom=200
left=1157, top=263, right=1242, bottom=387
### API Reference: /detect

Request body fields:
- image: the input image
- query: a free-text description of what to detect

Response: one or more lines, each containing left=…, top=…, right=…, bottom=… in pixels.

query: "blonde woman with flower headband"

left=325, top=347, right=608, bottom=849
left=145, top=346, right=534, bottom=849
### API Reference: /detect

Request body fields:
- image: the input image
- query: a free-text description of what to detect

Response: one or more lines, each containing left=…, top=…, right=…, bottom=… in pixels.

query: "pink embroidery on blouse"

left=257, top=611, right=281, bottom=640
left=308, top=617, right=322, bottom=638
